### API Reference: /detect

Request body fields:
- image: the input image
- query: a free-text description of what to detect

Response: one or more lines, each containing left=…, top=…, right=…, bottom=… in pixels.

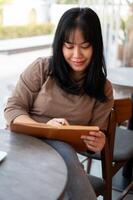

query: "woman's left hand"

left=81, top=131, right=106, bottom=153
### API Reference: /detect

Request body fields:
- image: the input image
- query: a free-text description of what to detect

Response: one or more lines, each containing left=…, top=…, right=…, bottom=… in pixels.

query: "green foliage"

left=56, top=0, right=79, bottom=4
left=56, top=0, right=112, bottom=4
left=0, top=23, right=54, bottom=39
left=120, top=18, right=126, bottom=32
left=118, top=1, right=133, bottom=43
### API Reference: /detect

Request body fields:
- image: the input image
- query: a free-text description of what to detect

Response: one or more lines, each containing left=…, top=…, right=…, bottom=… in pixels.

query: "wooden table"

left=108, top=67, right=133, bottom=194
left=0, top=129, right=67, bottom=200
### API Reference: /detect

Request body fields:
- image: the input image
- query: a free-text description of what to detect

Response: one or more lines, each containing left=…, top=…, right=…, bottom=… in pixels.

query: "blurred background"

left=0, top=0, right=133, bottom=127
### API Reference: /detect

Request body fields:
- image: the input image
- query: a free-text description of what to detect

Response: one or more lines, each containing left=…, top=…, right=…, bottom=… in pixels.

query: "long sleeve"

left=4, top=57, right=49, bottom=125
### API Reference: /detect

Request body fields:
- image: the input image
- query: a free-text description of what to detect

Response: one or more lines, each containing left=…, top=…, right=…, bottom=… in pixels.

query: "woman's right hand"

left=46, top=118, right=69, bottom=127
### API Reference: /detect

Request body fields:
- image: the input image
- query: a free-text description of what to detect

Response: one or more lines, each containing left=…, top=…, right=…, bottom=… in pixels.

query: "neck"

left=71, top=71, right=85, bottom=83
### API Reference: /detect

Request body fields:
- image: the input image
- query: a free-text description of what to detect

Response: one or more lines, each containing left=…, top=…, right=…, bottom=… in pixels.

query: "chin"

left=72, top=66, right=87, bottom=72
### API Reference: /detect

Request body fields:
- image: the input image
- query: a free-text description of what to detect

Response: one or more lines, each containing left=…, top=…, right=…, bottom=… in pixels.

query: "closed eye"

left=64, top=42, right=91, bottom=49
left=80, top=43, right=91, bottom=49
left=64, top=42, right=74, bottom=49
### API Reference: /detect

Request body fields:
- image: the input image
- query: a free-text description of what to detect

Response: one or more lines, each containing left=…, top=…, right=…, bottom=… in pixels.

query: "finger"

left=63, top=119, right=69, bottom=125
left=84, top=137, right=105, bottom=152
left=89, top=131, right=105, bottom=138
left=59, top=120, right=68, bottom=125
left=59, top=119, right=69, bottom=125
left=52, top=118, right=64, bottom=125
left=81, top=135, right=97, bottom=142
left=54, top=118, right=69, bottom=125
left=83, top=139, right=97, bottom=148
left=85, top=143, right=100, bottom=153
left=47, top=120, right=62, bottom=127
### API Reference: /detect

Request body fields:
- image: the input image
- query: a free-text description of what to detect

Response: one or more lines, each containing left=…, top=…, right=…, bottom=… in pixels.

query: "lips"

left=71, top=60, right=85, bottom=66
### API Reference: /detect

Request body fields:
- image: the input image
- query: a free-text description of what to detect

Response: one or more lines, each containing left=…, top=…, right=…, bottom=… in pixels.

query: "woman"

left=4, top=7, right=113, bottom=200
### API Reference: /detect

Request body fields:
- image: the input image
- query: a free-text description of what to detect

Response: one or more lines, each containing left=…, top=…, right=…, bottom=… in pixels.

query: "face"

left=62, top=28, right=93, bottom=76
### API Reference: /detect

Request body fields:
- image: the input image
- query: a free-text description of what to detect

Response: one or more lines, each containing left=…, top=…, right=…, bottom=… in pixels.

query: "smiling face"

left=62, top=28, right=93, bottom=77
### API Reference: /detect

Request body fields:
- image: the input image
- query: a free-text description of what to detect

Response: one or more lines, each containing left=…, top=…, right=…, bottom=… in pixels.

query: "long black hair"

left=49, top=7, right=107, bottom=102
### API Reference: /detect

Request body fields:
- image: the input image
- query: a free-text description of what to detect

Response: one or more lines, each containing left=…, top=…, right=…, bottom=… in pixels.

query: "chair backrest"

left=106, top=98, right=132, bottom=158
left=114, top=98, right=132, bottom=124
left=101, top=98, right=132, bottom=199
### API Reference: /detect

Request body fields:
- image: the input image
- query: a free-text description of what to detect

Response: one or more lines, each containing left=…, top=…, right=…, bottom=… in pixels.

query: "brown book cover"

left=10, top=122, right=99, bottom=151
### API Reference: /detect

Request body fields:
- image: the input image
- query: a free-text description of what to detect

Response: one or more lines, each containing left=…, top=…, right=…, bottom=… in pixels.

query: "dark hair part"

left=49, top=7, right=107, bottom=102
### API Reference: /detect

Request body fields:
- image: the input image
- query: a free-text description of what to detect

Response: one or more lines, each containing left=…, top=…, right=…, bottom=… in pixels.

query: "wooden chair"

left=80, top=98, right=133, bottom=200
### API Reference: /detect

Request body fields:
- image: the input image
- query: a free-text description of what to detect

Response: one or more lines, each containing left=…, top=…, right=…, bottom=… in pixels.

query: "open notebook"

left=10, top=123, right=99, bottom=151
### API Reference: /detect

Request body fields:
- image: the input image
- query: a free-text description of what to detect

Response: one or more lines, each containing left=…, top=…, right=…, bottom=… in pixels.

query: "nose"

left=73, top=46, right=82, bottom=58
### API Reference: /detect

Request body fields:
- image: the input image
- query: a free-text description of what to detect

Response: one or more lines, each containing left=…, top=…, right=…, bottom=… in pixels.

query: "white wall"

left=3, top=1, right=50, bottom=25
